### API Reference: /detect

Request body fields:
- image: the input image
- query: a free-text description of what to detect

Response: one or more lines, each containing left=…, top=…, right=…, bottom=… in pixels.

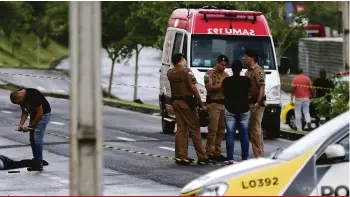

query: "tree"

left=129, top=1, right=179, bottom=50
left=0, top=2, right=32, bottom=53
left=123, top=2, right=161, bottom=101
left=102, top=1, right=135, bottom=97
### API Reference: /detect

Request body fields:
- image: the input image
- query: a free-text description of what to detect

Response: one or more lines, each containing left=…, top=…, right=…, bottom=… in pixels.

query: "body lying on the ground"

left=0, top=155, right=48, bottom=170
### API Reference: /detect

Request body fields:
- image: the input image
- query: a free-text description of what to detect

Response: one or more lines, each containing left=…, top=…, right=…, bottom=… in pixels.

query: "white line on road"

left=49, top=176, right=61, bottom=180
left=159, top=146, right=175, bottom=151
left=117, top=137, right=136, bottom=141
left=59, top=179, right=69, bottom=184
left=50, top=121, right=65, bottom=126
left=36, top=86, right=46, bottom=91
left=1, top=110, right=12, bottom=114
left=276, top=138, right=293, bottom=143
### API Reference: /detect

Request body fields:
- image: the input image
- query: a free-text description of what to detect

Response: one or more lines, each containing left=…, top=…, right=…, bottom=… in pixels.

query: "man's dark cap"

left=217, top=55, right=229, bottom=64
left=172, top=53, right=185, bottom=65
left=243, top=49, right=258, bottom=61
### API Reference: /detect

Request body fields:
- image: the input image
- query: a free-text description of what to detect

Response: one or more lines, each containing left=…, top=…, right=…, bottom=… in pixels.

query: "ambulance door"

left=160, top=30, right=175, bottom=102
left=314, top=129, right=349, bottom=196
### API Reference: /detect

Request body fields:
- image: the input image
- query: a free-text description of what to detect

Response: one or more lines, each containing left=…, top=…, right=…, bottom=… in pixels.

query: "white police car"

left=180, top=111, right=349, bottom=196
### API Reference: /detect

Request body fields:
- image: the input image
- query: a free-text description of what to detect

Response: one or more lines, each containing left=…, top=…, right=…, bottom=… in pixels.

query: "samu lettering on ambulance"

left=207, top=28, right=255, bottom=35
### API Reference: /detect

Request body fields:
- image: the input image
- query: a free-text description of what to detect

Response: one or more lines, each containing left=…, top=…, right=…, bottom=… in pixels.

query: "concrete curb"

left=0, top=83, right=160, bottom=115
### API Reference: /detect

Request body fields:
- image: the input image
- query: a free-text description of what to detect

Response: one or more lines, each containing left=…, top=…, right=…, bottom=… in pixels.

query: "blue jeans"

left=224, top=109, right=250, bottom=161
left=29, top=113, right=51, bottom=167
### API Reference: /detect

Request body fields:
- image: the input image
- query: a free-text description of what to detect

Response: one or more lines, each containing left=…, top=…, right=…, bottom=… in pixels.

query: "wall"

left=298, top=37, right=344, bottom=78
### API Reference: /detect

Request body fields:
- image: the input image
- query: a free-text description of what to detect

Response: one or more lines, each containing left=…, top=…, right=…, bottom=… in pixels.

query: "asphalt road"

left=0, top=89, right=293, bottom=189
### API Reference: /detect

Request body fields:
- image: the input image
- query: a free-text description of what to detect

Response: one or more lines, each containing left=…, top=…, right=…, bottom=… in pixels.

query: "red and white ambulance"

left=159, top=6, right=287, bottom=138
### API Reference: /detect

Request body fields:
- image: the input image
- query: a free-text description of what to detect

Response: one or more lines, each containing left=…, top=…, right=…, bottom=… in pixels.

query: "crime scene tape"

left=0, top=118, right=228, bottom=167
left=281, top=82, right=333, bottom=90
left=0, top=71, right=348, bottom=91
left=0, top=71, right=160, bottom=90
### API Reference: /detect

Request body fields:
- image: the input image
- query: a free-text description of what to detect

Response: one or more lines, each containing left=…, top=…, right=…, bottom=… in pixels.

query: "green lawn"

left=0, top=31, right=68, bottom=68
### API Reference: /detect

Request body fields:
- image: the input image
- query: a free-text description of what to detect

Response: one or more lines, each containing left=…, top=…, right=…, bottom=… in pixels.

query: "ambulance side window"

left=172, top=32, right=183, bottom=56
left=162, top=30, right=176, bottom=65
left=182, top=34, right=187, bottom=59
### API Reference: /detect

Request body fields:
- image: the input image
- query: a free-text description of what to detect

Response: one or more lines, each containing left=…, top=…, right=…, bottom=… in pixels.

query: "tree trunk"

left=133, top=46, right=140, bottom=101
left=108, top=58, right=116, bottom=98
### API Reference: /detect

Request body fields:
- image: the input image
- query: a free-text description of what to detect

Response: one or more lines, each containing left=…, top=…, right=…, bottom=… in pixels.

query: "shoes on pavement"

left=175, top=159, right=190, bottom=166
left=226, top=160, right=237, bottom=165
left=197, top=159, right=216, bottom=165
left=42, top=160, right=49, bottom=166
left=186, top=157, right=195, bottom=163
left=212, top=155, right=227, bottom=162
left=27, top=167, right=43, bottom=171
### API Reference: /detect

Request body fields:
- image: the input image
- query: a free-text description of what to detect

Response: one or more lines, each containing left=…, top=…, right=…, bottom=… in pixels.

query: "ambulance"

left=159, top=6, right=289, bottom=138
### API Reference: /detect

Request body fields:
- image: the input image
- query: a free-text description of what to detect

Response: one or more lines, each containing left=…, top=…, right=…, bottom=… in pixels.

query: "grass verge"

left=0, top=31, right=68, bottom=68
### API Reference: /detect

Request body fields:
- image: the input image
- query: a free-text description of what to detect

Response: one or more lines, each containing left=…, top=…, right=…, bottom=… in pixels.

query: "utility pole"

left=343, top=1, right=349, bottom=68
left=69, top=1, right=103, bottom=195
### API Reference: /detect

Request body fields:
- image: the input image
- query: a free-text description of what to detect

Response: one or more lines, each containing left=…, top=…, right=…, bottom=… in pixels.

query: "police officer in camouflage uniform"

left=204, top=55, right=229, bottom=161
left=243, top=49, right=265, bottom=158
left=168, top=53, right=215, bottom=165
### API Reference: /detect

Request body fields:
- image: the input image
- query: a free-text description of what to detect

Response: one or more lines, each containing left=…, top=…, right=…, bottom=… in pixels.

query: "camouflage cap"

left=217, top=55, right=229, bottom=64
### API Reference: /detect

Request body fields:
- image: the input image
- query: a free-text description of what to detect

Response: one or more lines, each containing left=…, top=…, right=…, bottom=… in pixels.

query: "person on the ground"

left=243, top=49, right=265, bottom=158
left=291, top=68, right=313, bottom=131
left=10, top=88, right=51, bottom=171
left=313, top=69, right=334, bottom=123
left=167, top=53, right=215, bottom=165
left=203, top=55, right=229, bottom=162
left=222, top=60, right=251, bottom=165
left=0, top=155, right=49, bottom=170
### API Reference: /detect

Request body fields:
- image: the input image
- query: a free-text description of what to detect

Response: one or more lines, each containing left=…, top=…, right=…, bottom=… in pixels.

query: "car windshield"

left=190, top=34, right=276, bottom=70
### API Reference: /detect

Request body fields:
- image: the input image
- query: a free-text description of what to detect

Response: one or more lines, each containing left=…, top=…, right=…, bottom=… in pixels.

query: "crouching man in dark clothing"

left=0, top=155, right=49, bottom=170
left=10, top=88, right=51, bottom=171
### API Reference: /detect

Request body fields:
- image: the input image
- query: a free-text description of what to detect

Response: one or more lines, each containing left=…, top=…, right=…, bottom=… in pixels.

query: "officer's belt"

left=209, top=99, right=225, bottom=104
left=171, top=95, right=192, bottom=100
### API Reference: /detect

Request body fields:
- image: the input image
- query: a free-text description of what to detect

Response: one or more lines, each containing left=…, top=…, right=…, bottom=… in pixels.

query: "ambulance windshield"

left=190, top=34, right=276, bottom=70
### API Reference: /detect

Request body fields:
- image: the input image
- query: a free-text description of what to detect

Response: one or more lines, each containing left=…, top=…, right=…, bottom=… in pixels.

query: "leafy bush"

left=312, top=75, right=349, bottom=119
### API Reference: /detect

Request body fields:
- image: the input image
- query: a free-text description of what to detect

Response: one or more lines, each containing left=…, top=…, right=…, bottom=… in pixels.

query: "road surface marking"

left=59, top=179, right=69, bottom=184
left=117, top=137, right=136, bottom=141
left=1, top=110, right=12, bottom=114
left=36, top=86, right=46, bottom=91
left=140, top=136, right=159, bottom=141
left=159, top=146, right=175, bottom=151
left=276, top=138, right=293, bottom=143
left=56, top=90, right=66, bottom=93
left=49, top=176, right=61, bottom=180
left=50, top=121, right=65, bottom=126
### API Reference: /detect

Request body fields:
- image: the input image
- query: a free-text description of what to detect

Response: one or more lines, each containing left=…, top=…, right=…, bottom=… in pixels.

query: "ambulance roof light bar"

left=198, top=10, right=262, bottom=16
left=173, top=4, right=237, bottom=10
left=198, top=10, right=262, bottom=24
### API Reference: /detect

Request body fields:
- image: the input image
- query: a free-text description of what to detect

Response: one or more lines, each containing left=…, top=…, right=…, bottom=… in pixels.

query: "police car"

left=179, top=111, right=349, bottom=196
